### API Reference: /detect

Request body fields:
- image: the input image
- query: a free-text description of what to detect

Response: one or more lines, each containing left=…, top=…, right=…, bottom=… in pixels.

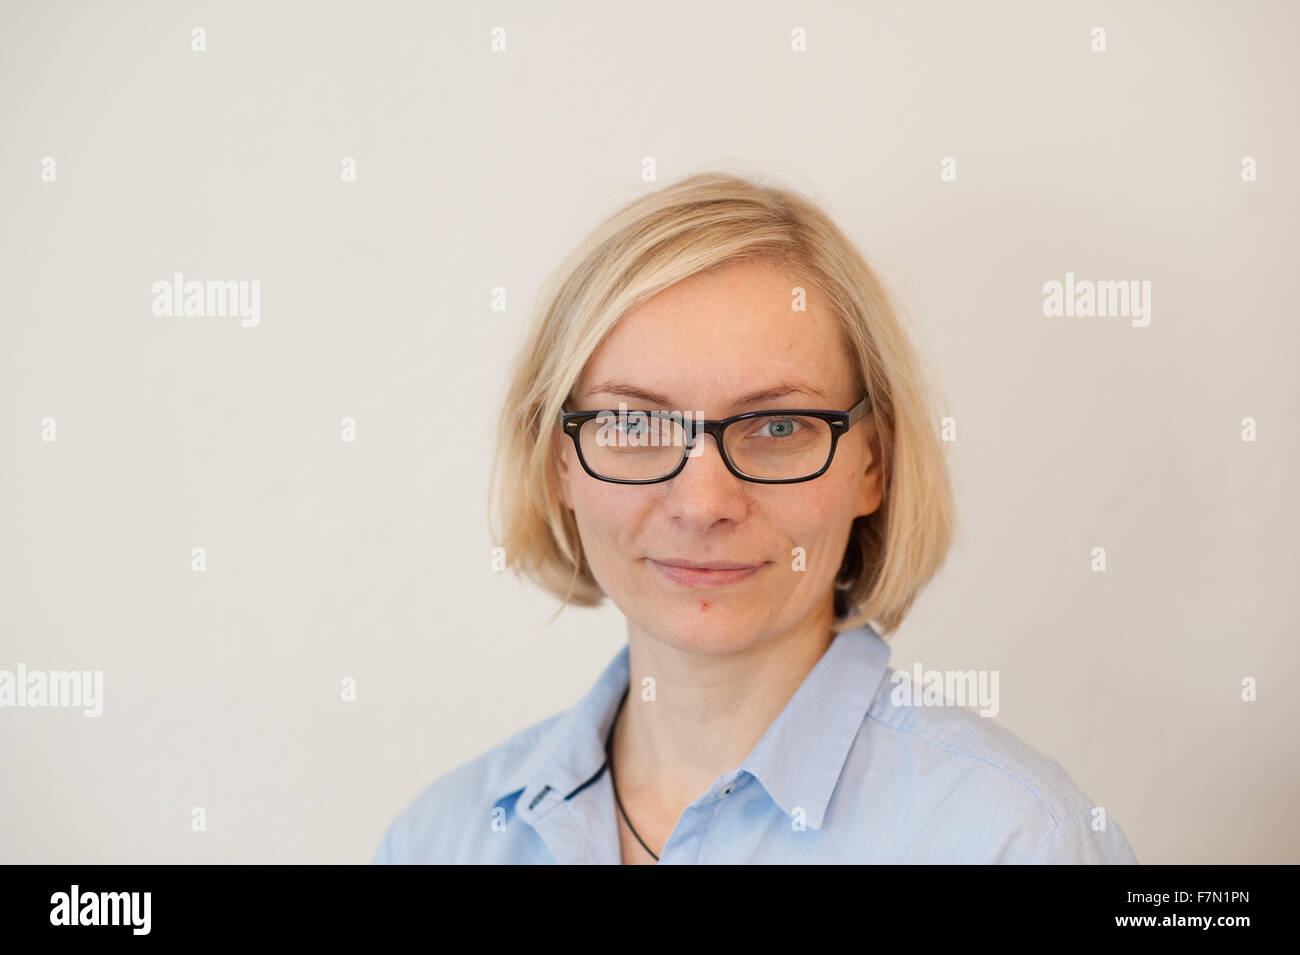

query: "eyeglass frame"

left=557, top=391, right=872, bottom=485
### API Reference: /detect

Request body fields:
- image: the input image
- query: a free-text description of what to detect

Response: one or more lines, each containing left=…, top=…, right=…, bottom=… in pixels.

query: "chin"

left=641, top=609, right=767, bottom=657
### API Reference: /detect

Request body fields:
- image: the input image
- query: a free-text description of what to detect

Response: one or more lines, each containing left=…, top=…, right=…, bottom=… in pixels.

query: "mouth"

left=647, top=558, right=766, bottom=588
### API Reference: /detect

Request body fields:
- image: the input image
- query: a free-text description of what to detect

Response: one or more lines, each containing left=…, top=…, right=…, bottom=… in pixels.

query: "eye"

left=752, top=416, right=802, bottom=439
left=615, top=412, right=651, bottom=435
left=591, top=410, right=672, bottom=450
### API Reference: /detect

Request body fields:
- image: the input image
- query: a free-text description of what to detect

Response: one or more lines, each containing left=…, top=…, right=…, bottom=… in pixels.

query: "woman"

left=374, top=172, right=1138, bottom=864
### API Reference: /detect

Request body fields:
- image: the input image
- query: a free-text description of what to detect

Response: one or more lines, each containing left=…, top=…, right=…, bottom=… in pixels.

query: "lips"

left=654, top=559, right=763, bottom=570
left=648, top=558, right=765, bottom=588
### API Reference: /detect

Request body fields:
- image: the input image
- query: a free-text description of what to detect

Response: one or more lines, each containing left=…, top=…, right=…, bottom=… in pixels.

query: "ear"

left=853, top=424, right=884, bottom=520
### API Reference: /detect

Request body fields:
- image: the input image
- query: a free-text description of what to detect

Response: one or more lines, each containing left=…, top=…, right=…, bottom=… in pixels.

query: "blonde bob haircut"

left=488, top=171, right=955, bottom=636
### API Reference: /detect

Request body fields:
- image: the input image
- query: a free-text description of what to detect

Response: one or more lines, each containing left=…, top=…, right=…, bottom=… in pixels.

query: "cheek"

left=571, top=482, right=648, bottom=545
left=776, top=484, right=858, bottom=567
left=783, top=471, right=850, bottom=528
left=569, top=489, right=659, bottom=599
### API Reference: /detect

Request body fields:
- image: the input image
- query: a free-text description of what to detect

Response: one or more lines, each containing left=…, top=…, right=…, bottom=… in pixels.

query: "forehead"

left=579, top=260, right=852, bottom=405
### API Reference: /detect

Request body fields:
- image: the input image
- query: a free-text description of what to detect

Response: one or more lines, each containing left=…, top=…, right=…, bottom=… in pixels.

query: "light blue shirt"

left=373, top=621, right=1138, bottom=864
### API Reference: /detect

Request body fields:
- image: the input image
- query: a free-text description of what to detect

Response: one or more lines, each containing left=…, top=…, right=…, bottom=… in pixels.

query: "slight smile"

left=647, top=558, right=766, bottom=588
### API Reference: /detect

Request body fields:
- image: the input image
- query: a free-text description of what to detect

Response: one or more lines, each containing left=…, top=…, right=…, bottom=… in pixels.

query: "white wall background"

left=1, top=0, right=1296, bottom=863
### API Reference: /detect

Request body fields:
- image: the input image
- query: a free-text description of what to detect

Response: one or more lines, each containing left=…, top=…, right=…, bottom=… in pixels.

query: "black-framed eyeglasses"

left=558, top=392, right=871, bottom=485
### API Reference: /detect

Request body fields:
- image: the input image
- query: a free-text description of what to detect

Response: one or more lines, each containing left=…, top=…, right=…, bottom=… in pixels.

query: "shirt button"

left=721, top=785, right=734, bottom=796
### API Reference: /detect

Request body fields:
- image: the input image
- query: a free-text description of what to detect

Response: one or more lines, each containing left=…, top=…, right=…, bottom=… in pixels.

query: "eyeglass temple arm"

left=845, top=392, right=871, bottom=427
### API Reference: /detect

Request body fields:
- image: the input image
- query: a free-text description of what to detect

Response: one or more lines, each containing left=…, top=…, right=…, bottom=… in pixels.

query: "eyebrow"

left=580, top=379, right=830, bottom=409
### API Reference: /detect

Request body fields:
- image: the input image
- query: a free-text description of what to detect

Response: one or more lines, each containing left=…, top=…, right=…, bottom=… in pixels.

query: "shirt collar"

left=493, top=621, right=893, bottom=831
left=738, top=622, right=892, bottom=829
left=492, top=646, right=629, bottom=819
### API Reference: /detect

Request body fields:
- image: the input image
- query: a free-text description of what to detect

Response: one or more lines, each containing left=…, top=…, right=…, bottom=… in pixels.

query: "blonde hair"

left=487, top=171, right=955, bottom=636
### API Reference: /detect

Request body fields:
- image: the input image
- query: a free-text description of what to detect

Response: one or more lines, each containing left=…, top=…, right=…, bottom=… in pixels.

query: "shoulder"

left=371, top=709, right=567, bottom=864
left=848, top=667, right=1137, bottom=863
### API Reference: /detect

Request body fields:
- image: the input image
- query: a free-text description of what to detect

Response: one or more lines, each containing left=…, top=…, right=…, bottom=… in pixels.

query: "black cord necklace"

left=605, top=686, right=659, bottom=862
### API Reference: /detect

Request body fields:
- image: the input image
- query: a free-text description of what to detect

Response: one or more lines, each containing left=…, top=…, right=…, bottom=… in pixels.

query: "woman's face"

left=554, top=258, right=883, bottom=656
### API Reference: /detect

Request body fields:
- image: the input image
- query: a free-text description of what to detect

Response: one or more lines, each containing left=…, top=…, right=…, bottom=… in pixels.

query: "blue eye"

left=753, top=417, right=801, bottom=438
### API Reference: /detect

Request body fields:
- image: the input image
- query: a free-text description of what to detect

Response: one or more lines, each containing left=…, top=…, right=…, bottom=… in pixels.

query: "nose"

left=660, top=432, right=749, bottom=524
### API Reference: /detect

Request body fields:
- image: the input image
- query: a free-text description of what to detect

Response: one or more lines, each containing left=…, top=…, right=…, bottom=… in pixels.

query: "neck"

left=611, top=601, right=836, bottom=815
